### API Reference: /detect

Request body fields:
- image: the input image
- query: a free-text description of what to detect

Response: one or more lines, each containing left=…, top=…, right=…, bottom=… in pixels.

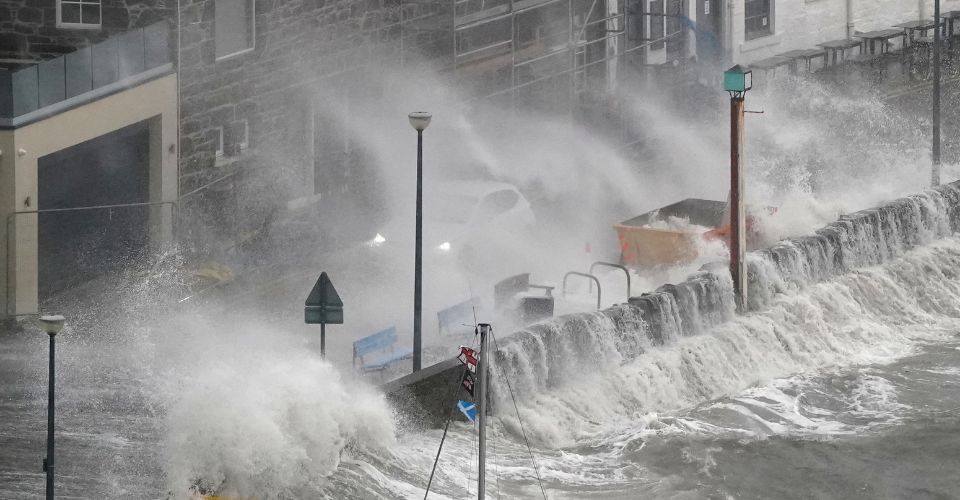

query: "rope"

left=491, top=330, right=549, bottom=500
left=492, top=425, right=501, bottom=499
left=424, top=366, right=469, bottom=499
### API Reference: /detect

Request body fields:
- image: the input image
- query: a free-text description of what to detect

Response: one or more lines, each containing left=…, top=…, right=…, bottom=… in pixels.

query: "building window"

left=216, top=120, right=250, bottom=158
left=745, top=0, right=772, bottom=40
left=58, top=0, right=102, bottom=28
left=215, top=0, right=255, bottom=59
left=648, top=0, right=665, bottom=50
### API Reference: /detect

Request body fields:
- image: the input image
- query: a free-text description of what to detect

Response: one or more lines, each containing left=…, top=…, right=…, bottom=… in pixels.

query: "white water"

left=154, top=230, right=960, bottom=498
left=154, top=320, right=396, bottom=498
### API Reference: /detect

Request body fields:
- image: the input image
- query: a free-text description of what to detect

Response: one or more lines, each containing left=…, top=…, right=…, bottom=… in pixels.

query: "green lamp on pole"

left=723, top=65, right=751, bottom=313
left=723, top=64, right=752, bottom=96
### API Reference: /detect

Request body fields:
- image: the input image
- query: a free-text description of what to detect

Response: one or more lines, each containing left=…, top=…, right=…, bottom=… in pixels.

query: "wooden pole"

left=730, top=95, right=747, bottom=312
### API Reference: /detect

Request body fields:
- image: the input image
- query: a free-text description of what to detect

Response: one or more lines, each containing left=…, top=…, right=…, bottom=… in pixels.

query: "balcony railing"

left=0, top=21, right=171, bottom=125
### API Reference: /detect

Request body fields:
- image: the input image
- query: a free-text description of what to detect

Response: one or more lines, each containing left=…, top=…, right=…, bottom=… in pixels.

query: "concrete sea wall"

left=386, top=180, right=960, bottom=427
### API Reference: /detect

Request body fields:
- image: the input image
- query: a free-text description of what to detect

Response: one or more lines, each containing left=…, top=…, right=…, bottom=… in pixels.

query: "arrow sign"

left=305, top=272, right=344, bottom=325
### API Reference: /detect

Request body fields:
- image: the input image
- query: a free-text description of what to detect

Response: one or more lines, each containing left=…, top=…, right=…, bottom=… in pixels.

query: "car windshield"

left=431, top=193, right=478, bottom=224
left=475, top=190, right=519, bottom=221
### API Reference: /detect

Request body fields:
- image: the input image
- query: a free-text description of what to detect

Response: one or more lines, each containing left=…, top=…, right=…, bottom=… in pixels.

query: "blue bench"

left=353, top=327, right=413, bottom=373
left=437, top=297, right=480, bottom=336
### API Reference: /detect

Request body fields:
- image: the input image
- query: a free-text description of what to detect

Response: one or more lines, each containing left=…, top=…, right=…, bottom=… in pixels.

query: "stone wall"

left=174, top=0, right=430, bottom=258
left=0, top=0, right=173, bottom=60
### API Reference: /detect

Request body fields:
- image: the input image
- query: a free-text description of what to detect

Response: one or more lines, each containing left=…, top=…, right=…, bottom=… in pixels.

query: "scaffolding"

left=397, top=0, right=694, bottom=115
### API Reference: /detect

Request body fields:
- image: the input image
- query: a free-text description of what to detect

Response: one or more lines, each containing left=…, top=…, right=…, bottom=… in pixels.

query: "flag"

left=458, top=346, right=477, bottom=373
left=461, top=371, right=475, bottom=396
left=457, top=400, right=477, bottom=422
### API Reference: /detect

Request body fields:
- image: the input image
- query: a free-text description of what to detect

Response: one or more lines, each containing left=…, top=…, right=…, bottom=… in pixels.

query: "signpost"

left=304, top=272, right=344, bottom=358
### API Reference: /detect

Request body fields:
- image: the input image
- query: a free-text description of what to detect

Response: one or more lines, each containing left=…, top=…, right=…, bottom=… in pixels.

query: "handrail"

left=589, top=261, right=631, bottom=299
left=5, top=200, right=177, bottom=316
left=562, top=271, right=601, bottom=310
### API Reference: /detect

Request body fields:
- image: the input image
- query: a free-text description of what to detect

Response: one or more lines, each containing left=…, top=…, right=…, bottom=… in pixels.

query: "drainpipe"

left=846, top=0, right=855, bottom=39
left=727, top=0, right=735, bottom=64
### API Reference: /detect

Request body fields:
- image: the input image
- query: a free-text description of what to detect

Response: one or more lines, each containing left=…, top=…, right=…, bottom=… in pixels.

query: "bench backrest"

left=494, top=273, right=529, bottom=309
left=438, top=297, right=479, bottom=335
left=353, top=327, right=397, bottom=358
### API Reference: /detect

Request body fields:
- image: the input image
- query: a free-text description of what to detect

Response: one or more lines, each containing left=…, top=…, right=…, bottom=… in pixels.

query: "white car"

left=426, top=181, right=535, bottom=252
left=369, top=181, right=536, bottom=257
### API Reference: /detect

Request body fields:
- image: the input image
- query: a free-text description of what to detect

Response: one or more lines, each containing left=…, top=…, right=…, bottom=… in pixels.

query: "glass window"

left=59, top=0, right=101, bottom=27
left=216, top=0, right=255, bottom=59
left=649, top=0, right=665, bottom=50
left=476, top=190, right=519, bottom=220
left=745, top=0, right=772, bottom=40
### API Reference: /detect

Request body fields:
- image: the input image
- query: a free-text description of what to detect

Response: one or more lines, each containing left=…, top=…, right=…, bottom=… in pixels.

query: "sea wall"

left=386, top=180, right=960, bottom=426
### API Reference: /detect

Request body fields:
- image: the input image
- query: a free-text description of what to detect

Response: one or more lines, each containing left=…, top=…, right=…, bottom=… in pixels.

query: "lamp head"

left=38, top=315, right=65, bottom=335
left=723, top=65, right=752, bottom=96
left=408, top=112, right=432, bottom=132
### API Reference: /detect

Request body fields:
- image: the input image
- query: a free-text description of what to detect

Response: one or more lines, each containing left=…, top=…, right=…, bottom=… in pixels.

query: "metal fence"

left=5, top=201, right=176, bottom=315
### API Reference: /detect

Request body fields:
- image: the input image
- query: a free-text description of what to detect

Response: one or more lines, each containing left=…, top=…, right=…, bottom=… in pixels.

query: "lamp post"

left=723, top=65, right=752, bottom=313
left=38, top=314, right=65, bottom=500
left=933, top=0, right=942, bottom=186
left=408, top=111, right=432, bottom=372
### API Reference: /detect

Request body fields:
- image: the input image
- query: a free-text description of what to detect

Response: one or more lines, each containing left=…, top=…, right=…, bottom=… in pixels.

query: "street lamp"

left=723, top=65, right=751, bottom=313
left=933, top=0, right=942, bottom=186
left=38, top=314, right=65, bottom=500
left=408, top=111, right=431, bottom=372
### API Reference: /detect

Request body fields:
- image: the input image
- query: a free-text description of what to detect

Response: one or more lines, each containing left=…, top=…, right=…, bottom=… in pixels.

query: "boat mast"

left=477, top=323, right=491, bottom=500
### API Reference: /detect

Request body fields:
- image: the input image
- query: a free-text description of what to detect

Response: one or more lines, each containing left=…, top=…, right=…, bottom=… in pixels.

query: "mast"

left=477, top=323, right=490, bottom=500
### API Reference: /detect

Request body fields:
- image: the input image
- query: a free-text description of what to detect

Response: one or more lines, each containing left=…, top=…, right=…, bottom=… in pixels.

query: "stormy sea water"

left=315, top=240, right=960, bottom=500
left=4, top=187, right=960, bottom=500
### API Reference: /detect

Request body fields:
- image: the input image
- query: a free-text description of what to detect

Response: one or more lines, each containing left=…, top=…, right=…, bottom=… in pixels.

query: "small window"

left=215, top=127, right=225, bottom=158
left=476, top=190, right=519, bottom=221
left=236, top=120, right=249, bottom=151
left=217, top=120, right=249, bottom=157
left=745, top=0, right=772, bottom=40
left=58, top=0, right=101, bottom=28
left=649, top=0, right=665, bottom=50
left=215, top=0, right=255, bottom=59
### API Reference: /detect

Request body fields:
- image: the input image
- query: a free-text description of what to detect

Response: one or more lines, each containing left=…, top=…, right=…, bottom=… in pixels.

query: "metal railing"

left=562, top=271, right=601, bottom=310
left=589, top=261, right=630, bottom=299
left=4, top=200, right=177, bottom=316
left=0, top=21, right=170, bottom=120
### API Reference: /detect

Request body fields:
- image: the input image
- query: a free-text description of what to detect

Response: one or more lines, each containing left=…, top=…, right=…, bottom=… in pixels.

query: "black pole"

left=934, top=0, right=942, bottom=186
left=414, top=130, right=423, bottom=372
left=320, top=323, right=326, bottom=358
left=44, top=333, right=55, bottom=500
left=477, top=324, right=490, bottom=499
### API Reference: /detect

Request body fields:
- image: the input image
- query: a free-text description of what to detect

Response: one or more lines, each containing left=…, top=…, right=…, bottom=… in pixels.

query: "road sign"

left=305, top=272, right=343, bottom=325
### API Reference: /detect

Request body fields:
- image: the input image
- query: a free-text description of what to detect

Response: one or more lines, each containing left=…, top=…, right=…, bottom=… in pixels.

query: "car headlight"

left=366, top=233, right=387, bottom=247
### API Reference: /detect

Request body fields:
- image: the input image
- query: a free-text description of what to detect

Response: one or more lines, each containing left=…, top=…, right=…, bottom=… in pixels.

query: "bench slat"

left=361, top=348, right=414, bottom=372
left=354, top=327, right=398, bottom=357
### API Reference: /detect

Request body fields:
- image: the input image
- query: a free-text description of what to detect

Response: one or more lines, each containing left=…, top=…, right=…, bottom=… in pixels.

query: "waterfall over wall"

left=490, top=182, right=960, bottom=407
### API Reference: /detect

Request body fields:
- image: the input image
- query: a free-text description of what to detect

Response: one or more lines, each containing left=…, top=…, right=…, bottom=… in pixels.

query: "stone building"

left=0, top=0, right=172, bottom=60
left=3, top=0, right=960, bottom=318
